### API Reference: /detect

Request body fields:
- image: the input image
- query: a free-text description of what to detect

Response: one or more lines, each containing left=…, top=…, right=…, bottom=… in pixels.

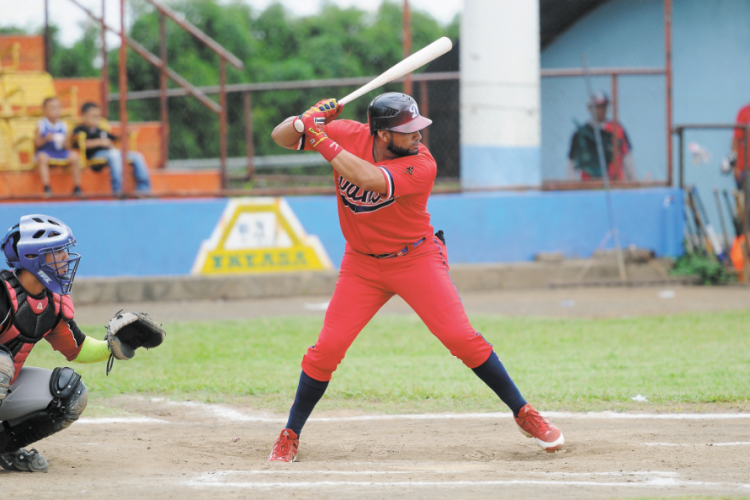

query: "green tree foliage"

left=105, top=0, right=455, bottom=160
left=47, top=24, right=100, bottom=78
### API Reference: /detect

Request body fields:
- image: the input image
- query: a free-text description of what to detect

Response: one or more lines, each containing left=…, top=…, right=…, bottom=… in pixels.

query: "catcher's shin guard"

left=0, top=367, right=88, bottom=453
left=0, top=346, right=13, bottom=404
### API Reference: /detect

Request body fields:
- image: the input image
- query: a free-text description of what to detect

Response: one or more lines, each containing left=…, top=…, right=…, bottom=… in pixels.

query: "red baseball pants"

left=301, top=237, right=494, bottom=382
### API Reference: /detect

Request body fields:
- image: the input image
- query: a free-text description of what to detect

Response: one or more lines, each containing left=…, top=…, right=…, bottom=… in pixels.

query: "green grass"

left=25, top=311, right=750, bottom=414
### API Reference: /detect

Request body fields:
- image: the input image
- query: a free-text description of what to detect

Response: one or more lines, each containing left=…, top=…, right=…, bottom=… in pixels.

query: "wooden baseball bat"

left=294, top=37, right=453, bottom=132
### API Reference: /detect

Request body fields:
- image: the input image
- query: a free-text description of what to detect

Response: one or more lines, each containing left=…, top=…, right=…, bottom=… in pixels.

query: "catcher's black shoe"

left=0, top=448, right=49, bottom=472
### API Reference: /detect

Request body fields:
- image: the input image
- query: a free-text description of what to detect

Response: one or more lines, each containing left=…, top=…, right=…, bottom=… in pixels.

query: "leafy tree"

left=109, top=0, right=455, bottom=160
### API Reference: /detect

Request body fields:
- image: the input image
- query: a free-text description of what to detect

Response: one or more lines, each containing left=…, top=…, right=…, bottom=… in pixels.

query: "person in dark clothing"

left=72, top=102, right=151, bottom=193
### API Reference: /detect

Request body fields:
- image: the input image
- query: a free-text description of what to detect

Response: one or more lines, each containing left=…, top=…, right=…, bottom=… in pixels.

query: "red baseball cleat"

left=514, top=403, right=565, bottom=452
left=268, top=429, right=299, bottom=462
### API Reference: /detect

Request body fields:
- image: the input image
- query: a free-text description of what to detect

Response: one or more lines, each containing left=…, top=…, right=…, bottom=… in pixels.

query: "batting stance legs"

left=269, top=238, right=564, bottom=462
left=0, top=353, right=88, bottom=472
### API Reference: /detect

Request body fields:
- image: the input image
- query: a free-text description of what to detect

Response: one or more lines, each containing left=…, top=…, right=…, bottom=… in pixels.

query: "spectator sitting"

left=72, top=102, right=151, bottom=194
left=34, top=97, right=82, bottom=196
left=566, top=91, right=636, bottom=181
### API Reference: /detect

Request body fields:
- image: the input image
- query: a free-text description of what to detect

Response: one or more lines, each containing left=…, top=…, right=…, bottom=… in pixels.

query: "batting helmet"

left=1, top=214, right=81, bottom=295
left=367, top=92, right=432, bottom=135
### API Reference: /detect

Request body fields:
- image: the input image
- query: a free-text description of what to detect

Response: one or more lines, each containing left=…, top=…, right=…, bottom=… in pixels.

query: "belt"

left=368, top=238, right=426, bottom=259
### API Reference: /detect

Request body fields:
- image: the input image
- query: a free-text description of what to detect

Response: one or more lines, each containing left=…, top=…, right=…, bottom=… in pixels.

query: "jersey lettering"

left=338, top=176, right=395, bottom=213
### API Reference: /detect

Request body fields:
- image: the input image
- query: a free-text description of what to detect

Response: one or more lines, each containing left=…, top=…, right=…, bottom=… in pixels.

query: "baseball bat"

left=692, top=186, right=725, bottom=260
left=714, top=187, right=731, bottom=254
left=294, top=36, right=453, bottom=132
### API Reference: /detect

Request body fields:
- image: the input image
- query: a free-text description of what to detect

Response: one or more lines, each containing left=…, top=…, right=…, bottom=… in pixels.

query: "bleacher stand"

left=72, top=102, right=151, bottom=194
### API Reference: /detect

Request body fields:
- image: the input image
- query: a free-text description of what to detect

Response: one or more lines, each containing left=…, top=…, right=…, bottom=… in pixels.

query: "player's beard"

left=387, top=135, right=419, bottom=157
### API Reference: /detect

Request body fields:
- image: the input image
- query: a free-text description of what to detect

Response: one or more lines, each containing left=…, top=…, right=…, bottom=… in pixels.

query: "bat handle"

left=294, top=118, right=304, bottom=133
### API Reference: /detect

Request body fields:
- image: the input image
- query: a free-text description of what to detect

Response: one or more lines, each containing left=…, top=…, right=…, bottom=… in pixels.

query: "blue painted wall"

left=0, top=199, right=227, bottom=277
left=541, top=0, right=750, bottom=239
left=0, top=189, right=683, bottom=277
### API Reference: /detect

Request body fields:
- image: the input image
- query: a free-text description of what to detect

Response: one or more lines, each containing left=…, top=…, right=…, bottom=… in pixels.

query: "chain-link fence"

left=541, top=70, right=668, bottom=185
left=125, top=68, right=669, bottom=193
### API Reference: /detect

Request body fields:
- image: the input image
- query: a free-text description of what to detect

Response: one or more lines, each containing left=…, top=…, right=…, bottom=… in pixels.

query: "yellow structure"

left=193, top=198, right=333, bottom=275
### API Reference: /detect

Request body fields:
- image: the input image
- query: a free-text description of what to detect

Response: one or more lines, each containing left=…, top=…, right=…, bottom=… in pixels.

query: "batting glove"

left=311, top=98, right=344, bottom=124
left=294, top=111, right=343, bottom=163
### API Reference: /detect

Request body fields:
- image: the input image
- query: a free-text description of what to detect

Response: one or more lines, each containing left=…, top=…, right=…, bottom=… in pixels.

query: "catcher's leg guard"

left=0, top=367, right=88, bottom=453
left=0, top=346, right=13, bottom=404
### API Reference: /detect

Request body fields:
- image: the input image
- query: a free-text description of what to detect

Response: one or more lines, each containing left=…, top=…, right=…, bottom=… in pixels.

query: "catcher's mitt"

left=105, top=311, right=165, bottom=375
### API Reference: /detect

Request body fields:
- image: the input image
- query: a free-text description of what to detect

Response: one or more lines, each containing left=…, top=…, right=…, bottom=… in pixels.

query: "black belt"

left=368, top=238, right=426, bottom=259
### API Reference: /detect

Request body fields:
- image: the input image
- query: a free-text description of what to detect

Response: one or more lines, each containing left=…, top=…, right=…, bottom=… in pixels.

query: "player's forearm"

left=272, top=116, right=303, bottom=150
left=73, top=337, right=111, bottom=363
left=331, top=151, right=387, bottom=194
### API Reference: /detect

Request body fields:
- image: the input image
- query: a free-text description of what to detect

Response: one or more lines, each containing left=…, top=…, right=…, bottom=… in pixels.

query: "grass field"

left=26, top=310, right=750, bottom=414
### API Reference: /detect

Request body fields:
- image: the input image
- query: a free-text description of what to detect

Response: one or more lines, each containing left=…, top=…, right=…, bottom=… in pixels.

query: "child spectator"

left=34, top=97, right=82, bottom=195
left=72, top=102, right=151, bottom=194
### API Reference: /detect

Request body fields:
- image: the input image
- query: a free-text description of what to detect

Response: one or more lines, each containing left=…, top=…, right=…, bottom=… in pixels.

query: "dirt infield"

left=2, top=398, right=750, bottom=499
left=5, top=285, right=746, bottom=498
left=74, top=284, right=750, bottom=324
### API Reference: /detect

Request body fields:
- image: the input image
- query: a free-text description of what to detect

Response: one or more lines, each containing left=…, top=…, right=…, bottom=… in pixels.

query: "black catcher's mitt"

left=105, top=311, right=165, bottom=375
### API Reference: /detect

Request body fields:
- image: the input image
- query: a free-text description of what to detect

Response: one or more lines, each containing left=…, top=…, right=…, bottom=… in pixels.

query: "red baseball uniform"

left=299, top=119, right=493, bottom=382
left=733, top=103, right=750, bottom=183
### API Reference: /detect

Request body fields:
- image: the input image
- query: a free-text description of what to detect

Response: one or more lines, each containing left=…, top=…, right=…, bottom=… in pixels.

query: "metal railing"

left=673, top=123, right=750, bottom=188
left=66, top=0, right=243, bottom=188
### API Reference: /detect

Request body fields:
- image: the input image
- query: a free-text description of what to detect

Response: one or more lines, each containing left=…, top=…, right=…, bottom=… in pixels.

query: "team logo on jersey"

left=36, top=302, right=43, bottom=311
left=338, top=175, right=395, bottom=213
left=403, top=166, right=414, bottom=175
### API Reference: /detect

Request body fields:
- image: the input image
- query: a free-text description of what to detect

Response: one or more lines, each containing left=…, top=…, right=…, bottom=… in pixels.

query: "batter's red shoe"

left=514, top=404, right=565, bottom=452
left=268, top=429, right=299, bottom=462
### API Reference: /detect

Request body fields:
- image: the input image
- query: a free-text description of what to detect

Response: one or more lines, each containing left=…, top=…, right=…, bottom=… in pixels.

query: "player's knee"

left=448, top=333, right=494, bottom=369
left=301, top=353, right=337, bottom=382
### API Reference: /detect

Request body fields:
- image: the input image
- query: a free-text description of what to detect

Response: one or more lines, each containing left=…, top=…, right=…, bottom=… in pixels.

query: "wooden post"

left=219, top=58, right=228, bottom=189
left=665, top=0, right=674, bottom=186
left=419, top=80, right=429, bottom=149
left=101, top=0, right=109, bottom=117
left=611, top=74, right=620, bottom=179
left=44, top=0, right=51, bottom=72
left=159, top=12, right=169, bottom=168
left=403, top=0, right=412, bottom=95
left=119, top=0, right=129, bottom=178
left=244, top=91, right=255, bottom=180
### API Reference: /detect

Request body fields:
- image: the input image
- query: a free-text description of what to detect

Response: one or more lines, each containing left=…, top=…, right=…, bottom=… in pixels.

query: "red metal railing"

left=673, top=124, right=750, bottom=188
left=66, top=0, right=243, bottom=188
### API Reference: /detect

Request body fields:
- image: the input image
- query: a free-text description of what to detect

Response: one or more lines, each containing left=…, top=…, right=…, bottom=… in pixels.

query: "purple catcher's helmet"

left=368, top=92, right=432, bottom=135
left=1, top=214, right=81, bottom=295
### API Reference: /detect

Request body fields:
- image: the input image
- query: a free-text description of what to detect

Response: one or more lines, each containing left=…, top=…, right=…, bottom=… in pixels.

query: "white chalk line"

left=77, top=417, right=168, bottom=425
left=148, top=399, right=750, bottom=423
left=645, top=442, right=750, bottom=447
left=186, top=470, right=750, bottom=490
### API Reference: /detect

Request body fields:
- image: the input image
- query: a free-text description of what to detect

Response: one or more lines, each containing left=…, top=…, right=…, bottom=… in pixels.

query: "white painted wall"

left=460, top=0, right=541, bottom=187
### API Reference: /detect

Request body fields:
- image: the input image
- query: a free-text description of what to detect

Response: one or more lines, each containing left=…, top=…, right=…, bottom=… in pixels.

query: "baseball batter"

left=0, top=214, right=164, bottom=472
left=267, top=93, right=564, bottom=462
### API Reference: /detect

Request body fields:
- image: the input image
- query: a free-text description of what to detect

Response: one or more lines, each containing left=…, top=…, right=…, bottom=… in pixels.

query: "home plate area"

left=3, top=399, right=750, bottom=500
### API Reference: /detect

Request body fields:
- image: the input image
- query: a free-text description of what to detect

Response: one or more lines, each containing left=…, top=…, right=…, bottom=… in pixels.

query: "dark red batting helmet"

left=367, top=92, right=432, bottom=135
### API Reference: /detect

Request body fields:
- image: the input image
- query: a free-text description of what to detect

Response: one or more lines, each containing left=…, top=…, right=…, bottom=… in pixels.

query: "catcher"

left=0, top=214, right=165, bottom=473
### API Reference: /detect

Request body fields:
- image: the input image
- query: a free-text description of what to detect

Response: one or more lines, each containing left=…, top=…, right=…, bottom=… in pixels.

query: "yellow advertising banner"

left=192, top=198, right=332, bottom=275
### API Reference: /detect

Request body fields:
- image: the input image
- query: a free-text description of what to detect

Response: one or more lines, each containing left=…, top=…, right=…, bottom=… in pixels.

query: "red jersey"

left=302, top=119, right=436, bottom=255
left=733, top=104, right=750, bottom=181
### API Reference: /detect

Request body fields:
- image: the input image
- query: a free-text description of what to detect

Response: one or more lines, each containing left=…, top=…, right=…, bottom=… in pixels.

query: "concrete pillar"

left=460, top=0, right=541, bottom=188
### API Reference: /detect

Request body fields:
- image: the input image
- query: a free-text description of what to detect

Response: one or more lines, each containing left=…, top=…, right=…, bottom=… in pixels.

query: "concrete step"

left=71, top=258, right=681, bottom=305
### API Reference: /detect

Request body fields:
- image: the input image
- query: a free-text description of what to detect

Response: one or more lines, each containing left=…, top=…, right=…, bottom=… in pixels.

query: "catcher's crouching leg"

left=1, top=367, right=88, bottom=455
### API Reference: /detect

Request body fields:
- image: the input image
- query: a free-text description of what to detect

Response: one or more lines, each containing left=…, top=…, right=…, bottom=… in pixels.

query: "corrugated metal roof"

left=541, top=0, right=609, bottom=48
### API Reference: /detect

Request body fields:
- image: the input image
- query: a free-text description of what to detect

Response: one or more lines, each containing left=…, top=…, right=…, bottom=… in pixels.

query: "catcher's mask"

left=1, top=214, right=81, bottom=295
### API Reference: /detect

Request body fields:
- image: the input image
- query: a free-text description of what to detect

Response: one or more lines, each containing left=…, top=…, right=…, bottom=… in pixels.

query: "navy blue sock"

left=471, top=351, right=527, bottom=417
left=285, top=371, right=329, bottom=436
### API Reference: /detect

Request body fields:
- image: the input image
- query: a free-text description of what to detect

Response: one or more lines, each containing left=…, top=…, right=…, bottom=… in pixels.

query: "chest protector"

left=0, top=270, right=74, bottom=378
